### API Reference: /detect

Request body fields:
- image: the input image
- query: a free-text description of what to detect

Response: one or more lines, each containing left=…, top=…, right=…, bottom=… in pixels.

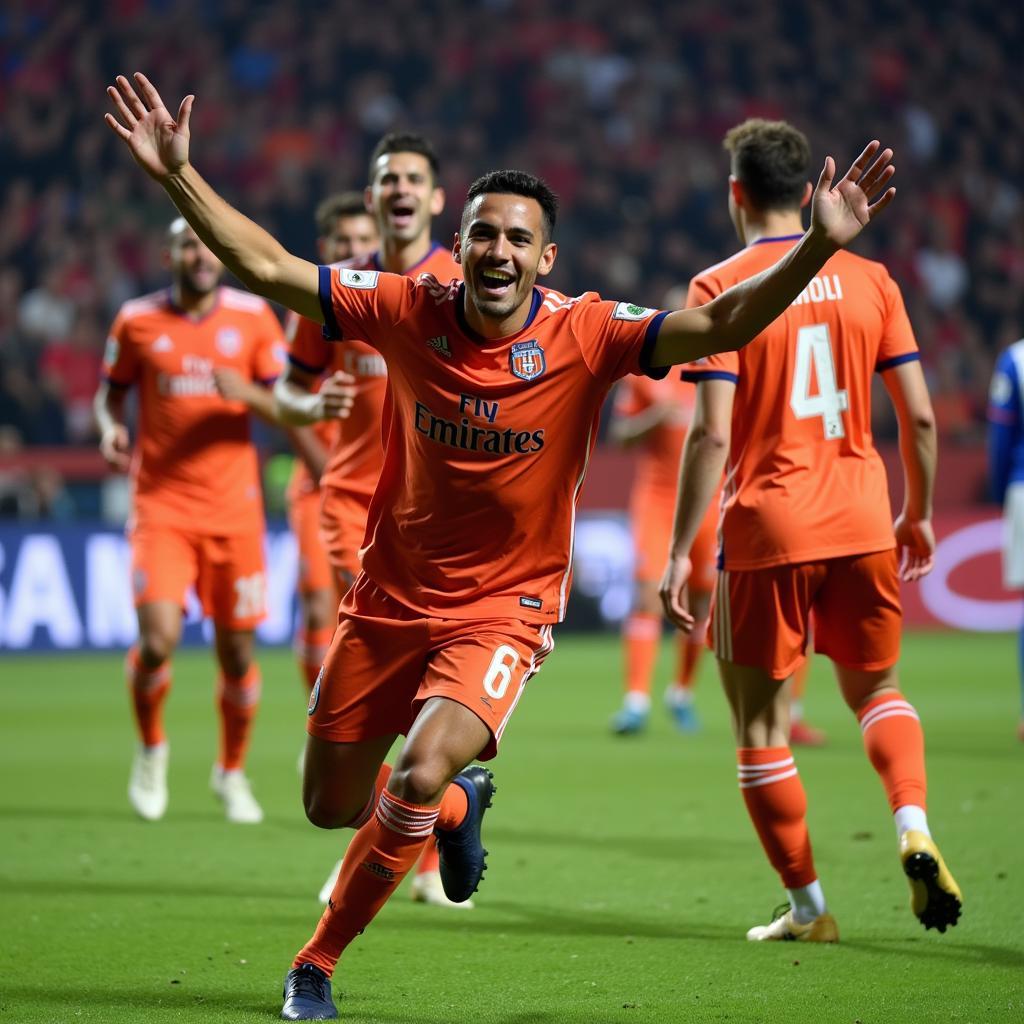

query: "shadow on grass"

left=842, top=936, right=1024, bottom=971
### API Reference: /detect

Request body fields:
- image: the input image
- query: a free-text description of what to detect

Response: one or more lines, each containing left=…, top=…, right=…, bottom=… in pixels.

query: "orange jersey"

left=103, top=287, right=285, bottom=534
left=320, top=265, right=669, bottom=622
left=682, top=236, right=919, bottom=570
left=289, top=245, right=462, bottom=503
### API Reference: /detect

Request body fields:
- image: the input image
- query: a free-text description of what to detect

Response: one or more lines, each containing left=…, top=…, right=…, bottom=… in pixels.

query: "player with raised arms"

left=106, top=73, right=897, bottom=1019
left=660, top=118, right=961, bottom=942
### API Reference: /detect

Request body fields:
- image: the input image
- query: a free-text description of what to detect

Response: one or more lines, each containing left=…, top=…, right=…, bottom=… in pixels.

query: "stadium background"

left=0, top=0, right=1020, bottom=648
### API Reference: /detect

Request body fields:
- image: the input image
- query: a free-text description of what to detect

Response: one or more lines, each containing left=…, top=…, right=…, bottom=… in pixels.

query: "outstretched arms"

left=650, top=141, right=896, bottom=367
left=105, top=73, right=321, bottom=322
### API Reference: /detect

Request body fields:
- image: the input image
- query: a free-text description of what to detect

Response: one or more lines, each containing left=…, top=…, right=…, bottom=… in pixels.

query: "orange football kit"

left=103, top=287, right=285, bottom=629
left=308, top=266, right=670, bottom=757
left=682, top=236, right=919, bottom=678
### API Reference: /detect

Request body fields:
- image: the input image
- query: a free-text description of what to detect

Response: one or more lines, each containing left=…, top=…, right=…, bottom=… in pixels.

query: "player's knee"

left=303, top=791, right=364, bottom=830
left=388, top=760, right=451, bottom=807
left=138, top=630, right=175, bottom=667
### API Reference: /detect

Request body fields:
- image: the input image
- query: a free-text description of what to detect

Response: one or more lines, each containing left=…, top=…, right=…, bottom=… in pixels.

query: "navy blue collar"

left=455, top=284, right=543, bottom=344
left=373, top=241, right=443, bottom=275
left=750, top=233, right=804, bottom=246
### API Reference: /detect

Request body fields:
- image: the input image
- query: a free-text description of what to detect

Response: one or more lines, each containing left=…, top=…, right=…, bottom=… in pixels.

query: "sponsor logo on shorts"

left=519, top=596, right=543, bottom=609
left=362, top=861, right=396, bottom=881
left=611, top=301, right=654, bottom=322
left=307, top=669, right=323, bottom=716
left=339, top=268, right=379, bottom=289
left=510, top=340, right=546, bottom=382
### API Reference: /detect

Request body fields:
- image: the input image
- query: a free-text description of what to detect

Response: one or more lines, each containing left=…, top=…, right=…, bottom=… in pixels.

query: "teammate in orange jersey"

left=106, top=71, right=897, bottom=1019
left=273, top=136, right=467, bottom=910
left=283, top=192, right=379, bottom=701
left=660, top=119, right=961, bottom=943
left=608, top=370, right=718, bottom=734
left=93, top=217, right=285, bottom=825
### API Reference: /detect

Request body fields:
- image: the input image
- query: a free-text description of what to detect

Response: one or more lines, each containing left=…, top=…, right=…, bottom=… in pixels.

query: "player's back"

left=684, top=237, right=919, bottom=570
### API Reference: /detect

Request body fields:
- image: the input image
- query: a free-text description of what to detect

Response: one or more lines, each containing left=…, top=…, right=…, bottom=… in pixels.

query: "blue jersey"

left=988, top=339, right=1024, bottom=503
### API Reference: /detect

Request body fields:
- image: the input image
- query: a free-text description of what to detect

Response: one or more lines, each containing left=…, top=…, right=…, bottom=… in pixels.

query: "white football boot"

left=210, top=765, right=264, bottom=824
left=128, top=743, right=169, bottom=821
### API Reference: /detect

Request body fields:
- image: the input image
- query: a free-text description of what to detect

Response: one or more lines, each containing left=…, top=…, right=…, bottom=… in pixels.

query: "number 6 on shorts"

left=482, top=644, right=520, bottom=699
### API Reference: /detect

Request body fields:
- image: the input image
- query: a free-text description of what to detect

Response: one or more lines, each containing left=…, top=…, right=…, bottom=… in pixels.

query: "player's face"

left=168, top=226, right=223, bottom=295
left=456, top=194, right=556, bottom=326
left=319, top=213, right=380, bottom=263
left=367, top=152, right=444, bottom=244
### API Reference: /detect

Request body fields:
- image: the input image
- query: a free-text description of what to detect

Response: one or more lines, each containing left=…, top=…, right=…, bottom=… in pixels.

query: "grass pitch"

left=1, top=631, right=1021, bottom=1023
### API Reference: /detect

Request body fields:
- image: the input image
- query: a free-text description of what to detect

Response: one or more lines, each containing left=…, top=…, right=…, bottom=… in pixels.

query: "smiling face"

left=455, top=193, right=557, bottom=336
left=167, top=222, right=223, bottom=297
left=318, top=211, right=380, bottom=264
left=366, top=151, right=444, bottom=246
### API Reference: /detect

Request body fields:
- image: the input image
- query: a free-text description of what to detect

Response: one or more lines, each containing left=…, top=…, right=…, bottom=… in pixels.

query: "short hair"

left=723, top=119, right=811, bottom=212
left=314, top=192, right=372, bottom=238
left=463, top=170, right=559, bottom=241
left=368, top=132, right=440, bottom=183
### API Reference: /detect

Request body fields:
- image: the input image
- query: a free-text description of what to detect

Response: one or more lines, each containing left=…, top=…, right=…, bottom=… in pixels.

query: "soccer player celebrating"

left=607, top=370, right=718, bottom=734
left=273, top=139, right=467, bottom=909
left=94, top=217, right=285, bottom=825
left=987, top=336, right=1024, bottom=742
left=106, top=73, right=897, bottom=1018
left=660, top=118, right=962, bottom=941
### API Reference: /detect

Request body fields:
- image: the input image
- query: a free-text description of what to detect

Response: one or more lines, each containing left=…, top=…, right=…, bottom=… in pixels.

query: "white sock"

left=665, top=684, right=693, bottom=707
left=894, top=804, right=930, bottom=839
left=624, top=691, right=651, bottom=713
left=787, top=880, right=827, bottom=924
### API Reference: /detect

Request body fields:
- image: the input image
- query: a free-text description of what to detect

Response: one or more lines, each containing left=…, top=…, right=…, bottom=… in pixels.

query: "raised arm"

left=105, top=73, right=321, bottom=322
left=651, top=141, right=896, bottom=367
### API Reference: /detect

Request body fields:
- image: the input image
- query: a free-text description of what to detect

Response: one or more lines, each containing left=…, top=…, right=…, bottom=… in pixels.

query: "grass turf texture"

left=1, top=632, right=1021, bottom=1023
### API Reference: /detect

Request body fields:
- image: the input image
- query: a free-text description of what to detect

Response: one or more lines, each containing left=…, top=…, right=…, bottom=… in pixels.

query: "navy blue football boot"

left=281, top=963, right=338, bottom=1021
left=435, top=765, right=496, bottom=903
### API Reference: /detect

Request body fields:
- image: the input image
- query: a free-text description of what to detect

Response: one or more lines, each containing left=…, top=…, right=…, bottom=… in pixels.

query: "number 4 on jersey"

left=790, top=323, right=849, bottom=439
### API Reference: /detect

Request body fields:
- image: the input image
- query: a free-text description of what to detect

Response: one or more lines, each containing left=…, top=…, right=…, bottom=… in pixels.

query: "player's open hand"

left=659, top=552, right=695, bottom=632
left=894, top=513, right=935, bottom=582
left=105, top=73, right=194, bottom=182
left=99, top=423, right=131, bottom=472
left=810, top=140, right=896, bottom=249
left=317, top=371, right=357, bottom=420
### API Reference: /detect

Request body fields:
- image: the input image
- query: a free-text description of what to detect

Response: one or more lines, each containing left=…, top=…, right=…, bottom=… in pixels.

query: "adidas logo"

left=426, top=335, right=451, bottom=358
left=152, top=334, right=174, bottom=352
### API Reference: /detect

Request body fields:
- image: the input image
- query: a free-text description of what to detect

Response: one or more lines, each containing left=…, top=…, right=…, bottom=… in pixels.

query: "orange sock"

left=295, top=788, right=437, bottom=975
left=295, top=626, right=334, bottom=692
left=126, top=646, right=171, bottom=747
left=624, top=613, right=661, bottom=697
left=418, top=838, right=441, bottom=874
left=737, top=747, right=817, bottom=888
left=217, top=665, right=261, bottom=771
left=437, top=778, right=469, bottom=830
left=857, top=693, right=927, bottom=812
left=675, top=624, right=707, bottom=689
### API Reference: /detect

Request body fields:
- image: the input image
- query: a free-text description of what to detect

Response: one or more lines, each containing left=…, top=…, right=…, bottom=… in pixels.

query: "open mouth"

left=479, top=267, right=515, bottom=297
left=389, top=202, right=416, bottom=229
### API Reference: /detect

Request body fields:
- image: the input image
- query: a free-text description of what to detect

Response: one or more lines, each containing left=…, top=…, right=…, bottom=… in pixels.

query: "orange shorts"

left=288, top=488, right=334, bottom=595
left=632, top=491, right=717, bottom=592
left=307, top=573, right=555, bottom=760
left=710, top=549, right=901, bottom=679
left=130, top=524, right=267, bottom=629
left=319, top=485, right=372, bottom=586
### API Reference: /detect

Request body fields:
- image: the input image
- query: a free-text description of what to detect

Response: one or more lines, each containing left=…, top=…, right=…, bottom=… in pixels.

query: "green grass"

left=1, top=632, right=1022, bottom=1023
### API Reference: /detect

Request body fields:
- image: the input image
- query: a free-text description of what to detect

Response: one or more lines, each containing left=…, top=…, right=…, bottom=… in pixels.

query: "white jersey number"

left=482, top=645, right=520, bottom=700
left=790, top=323, right=849, bottom=439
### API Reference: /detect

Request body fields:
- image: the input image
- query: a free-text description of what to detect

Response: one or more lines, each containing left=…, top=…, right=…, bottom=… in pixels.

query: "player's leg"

left=789, top=657, right=827, bottom=746
left=666, top=584, right=709, bottom=732
left=817, top=550, right=961, bottom=932
left=613, top=577, right=661, bottom=734
left=291, top=489, right=337, bottom=694
left=713, top=565, right=838, bottom=942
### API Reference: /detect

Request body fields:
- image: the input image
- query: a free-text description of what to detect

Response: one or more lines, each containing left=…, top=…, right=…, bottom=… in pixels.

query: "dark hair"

left=314, top=191, right=371, bottom=238
left=463, top=170, right=559, bottom=240
left=368, top=132, right=440, bottom=183
left=723, top=119, right=811, bottom=212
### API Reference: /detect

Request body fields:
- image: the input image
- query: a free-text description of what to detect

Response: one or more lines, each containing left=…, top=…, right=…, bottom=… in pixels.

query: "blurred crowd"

left=1, top=0, right=1020, bottom=511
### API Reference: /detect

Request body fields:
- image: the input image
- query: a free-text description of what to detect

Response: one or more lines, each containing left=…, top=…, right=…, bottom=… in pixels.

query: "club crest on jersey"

left=339, top=268, right=379, bottom=290
left=215, top=327, right=242, bottom=357
left=509, top=340, right=546, bottom=382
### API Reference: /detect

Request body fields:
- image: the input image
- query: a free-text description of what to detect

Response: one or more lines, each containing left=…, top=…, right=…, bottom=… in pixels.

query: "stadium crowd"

left=0, top=0, right=1020, bottom=510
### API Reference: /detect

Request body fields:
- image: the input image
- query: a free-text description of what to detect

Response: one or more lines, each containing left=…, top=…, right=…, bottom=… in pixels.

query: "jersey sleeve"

left=875, top=272, right=920, bottom=371
left=570, top=295, right=670, bottom=383
left=317, top=265, right=416, bottom=355
left=101, top=310, right=139, bottom=387
left=251, top=304, right=286, bottom=383
left=286, top=312, right=331, bottom=375
left=679, top=276, right=740, bottom=384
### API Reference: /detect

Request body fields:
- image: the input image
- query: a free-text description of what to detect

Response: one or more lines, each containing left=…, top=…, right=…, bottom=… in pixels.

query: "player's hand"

left=104, top=73, right=193, bottom=182
left=213, top=367, right=255, bottom=403
left=99, top=424, right=131, bottom=472
left=316, top=371, right=357, bottom=420
left=659, top=551, right=695, bottom=632
left=894, top=513, right=935, bottom=582
left=810, top=140, right=896, bottom=249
